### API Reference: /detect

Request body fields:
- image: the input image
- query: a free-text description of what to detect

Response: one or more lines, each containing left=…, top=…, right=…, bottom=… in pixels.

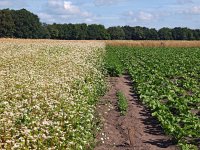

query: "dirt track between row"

left=95, top=75, right=178, bottom=150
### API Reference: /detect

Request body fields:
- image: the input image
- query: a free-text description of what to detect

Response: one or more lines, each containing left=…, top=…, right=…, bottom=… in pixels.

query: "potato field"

left=105, top=45, right=200, bottom=149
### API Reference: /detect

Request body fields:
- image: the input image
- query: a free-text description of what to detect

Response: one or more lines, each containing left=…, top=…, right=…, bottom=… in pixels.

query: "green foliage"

left=0, top=9, right=47, bottom=38
left=1, top=8, right=200, bottom=40
left=158, top=27, right=173, bottom=40
left=103, top=46, right=125, bottom=76
left=122, top=26, right=132, bottom=40
left=132, top=26, right=148, bottom=40
left=105, top=46, right=200, bottom=149
left=39, top=23, right=51, bottom=39
left=179, top=143, right=198, bottom=150
left=147, top=28, right=159, bottom=40
left=107, top=26, right=125, bottom=40
left=117, top=91, right=128, bottom=115
left=0, top=9, right=15, bottom=37
left=87, top=24, right=110, bottom=40
left=172, top=27, right=195, bottom=40
left=11, top=9, right=42, bottom=38
left=47, top=23, right=59, bottom=39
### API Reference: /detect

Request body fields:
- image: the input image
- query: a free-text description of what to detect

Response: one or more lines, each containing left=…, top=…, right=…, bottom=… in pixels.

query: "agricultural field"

left=105, top=45, right=200, bottom=149
left=0, top=39, right=200, bottom=150
left=106, top=40, right=200, bottom=47
left=0, top=39, right=106, bottom=149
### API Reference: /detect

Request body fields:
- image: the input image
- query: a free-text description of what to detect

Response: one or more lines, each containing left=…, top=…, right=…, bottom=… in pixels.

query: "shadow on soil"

left=123, top=75, right=177, bottom=149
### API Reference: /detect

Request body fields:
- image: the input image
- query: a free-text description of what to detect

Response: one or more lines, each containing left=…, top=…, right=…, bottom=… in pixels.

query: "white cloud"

left=63, top=1, right=80, bottom=14
left=176, top=0, right=193, bottom=4
left=39, top=0, right=94, bottom=23
left=191, top=6, right=200, bottom=14
left=126, top=11, right=157, bottom=22
left=137, top=11, right=154, bottom=21
left=94, top=0, right=127, bottom=6
left=47, top=0, right=92, bottom=17
left=184, top=6, right=200, bottom=14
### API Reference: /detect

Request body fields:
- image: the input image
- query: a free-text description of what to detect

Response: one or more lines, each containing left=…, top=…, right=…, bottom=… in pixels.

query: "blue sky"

left=0, top=0, right=200, bottom=29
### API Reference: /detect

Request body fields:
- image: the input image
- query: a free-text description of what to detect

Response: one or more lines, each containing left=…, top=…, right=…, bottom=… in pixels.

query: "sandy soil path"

left=95, top=75, right=178, bottom=150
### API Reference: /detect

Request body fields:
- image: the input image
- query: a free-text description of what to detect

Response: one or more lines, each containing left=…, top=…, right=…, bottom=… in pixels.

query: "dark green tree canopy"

left=107, top=26, right=125, bottom=40
left=0, top=9, right=200, bottom=40
left=0, top=9, right=15, bottom=37
left=87, top=24, right=110, bottom=40
left=122, top=26, right=133, bottom=40
left=158, top=27, right=173, bottom=40
left=11, top=9, right=42, bottom=38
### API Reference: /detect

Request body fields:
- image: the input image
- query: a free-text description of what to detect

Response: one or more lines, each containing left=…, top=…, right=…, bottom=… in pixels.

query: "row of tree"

left=1, top=9, right=200, bottom=40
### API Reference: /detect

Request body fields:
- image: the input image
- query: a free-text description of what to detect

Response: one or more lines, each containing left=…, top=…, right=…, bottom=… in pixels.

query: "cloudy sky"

left=0, top=0, right=200, bottom=29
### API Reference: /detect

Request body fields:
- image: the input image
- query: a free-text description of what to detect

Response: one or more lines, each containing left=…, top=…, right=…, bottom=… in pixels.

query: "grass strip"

left=116, top=91, right=128, bottom=115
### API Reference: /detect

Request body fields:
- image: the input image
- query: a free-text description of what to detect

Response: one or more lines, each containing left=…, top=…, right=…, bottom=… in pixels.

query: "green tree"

left=11, top=9, right=42, bottom=38
left=172, top=27, right=193, bottom=40
left=68, top=24, right=80, bottom=40
left=185, top=28, right=194, bottom=40
left=39, top=23, right=50, bottom=39
left=132, top=26, right=147, bottom=40
left=147, top=28, right=158, bottom=40
left=75, top=24, right=88, bottom=40
left=47, top=24, right=59, bottom=39
left=193, top=29, right=200, bottom=40
left=87, top=24, right=110, bottom=40
left=122, top=26, right=133, bottom=40
left=0, top=9, right=15, bottom=37
left=62, top=24, right=79, bottom=40
left=158, top=27, right=173, bottom=40
left=107, top=26, right=125, bottom=40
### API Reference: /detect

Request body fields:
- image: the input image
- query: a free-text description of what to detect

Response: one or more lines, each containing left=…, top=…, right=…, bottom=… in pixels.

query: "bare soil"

left=95, top=75, right=178, bottom=150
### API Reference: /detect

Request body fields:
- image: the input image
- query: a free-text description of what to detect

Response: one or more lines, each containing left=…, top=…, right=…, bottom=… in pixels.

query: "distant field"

left=2, top=39, right=200, bottom=47
left=106, top=40, right=200, bottom=47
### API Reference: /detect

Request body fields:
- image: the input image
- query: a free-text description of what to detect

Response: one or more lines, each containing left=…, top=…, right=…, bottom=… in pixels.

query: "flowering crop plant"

left=0, top=39, right=106, bottom=150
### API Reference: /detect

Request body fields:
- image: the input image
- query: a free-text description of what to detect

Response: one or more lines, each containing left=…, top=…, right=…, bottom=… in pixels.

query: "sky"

left=0, top=0, right=200, bottom=29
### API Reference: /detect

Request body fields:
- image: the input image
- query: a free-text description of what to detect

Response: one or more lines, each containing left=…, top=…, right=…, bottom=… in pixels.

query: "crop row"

left=105, top=46, right=200, bottom=149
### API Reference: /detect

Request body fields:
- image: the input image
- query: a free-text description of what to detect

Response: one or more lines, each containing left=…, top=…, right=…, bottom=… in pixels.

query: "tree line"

left=1, top=8, right=200, bottom=40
